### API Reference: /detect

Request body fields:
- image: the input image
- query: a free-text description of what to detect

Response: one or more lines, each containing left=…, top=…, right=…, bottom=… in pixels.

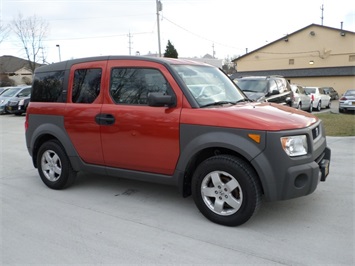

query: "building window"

left=289, top=59, right=294, bottom=65
left=349, top=55, right=355, bottom=62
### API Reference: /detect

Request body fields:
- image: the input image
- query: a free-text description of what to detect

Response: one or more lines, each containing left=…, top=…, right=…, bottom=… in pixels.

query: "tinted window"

left=32, top=71, right=65, bottom=102
left=72, top=68, right=101, bottom=104
left=237, top=80, right=268, bottom=92
left=269, top=80, right=278, bottom=92
left=110, top=68, right=170, bottom=105
left=19, top=87, right=31, bottom=97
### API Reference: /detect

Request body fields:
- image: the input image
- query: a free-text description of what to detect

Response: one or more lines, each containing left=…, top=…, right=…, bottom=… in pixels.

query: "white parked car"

left=304, top=87, right=331, bottom=111
left=291, top=84, right=313, bottom=112
left=339, top=89, right=355, bottom=113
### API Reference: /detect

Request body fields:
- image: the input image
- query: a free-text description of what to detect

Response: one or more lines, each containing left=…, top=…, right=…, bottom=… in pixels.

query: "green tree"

left=163, top=40, right=178, bottom=58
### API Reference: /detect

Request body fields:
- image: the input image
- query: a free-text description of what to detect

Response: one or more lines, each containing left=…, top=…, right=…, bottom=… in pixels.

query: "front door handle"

left=95, top=113, right=115, bottom=125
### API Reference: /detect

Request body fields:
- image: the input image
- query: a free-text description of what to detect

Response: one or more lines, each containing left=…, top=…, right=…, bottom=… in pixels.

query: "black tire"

left=326, top=102, right=331, bottom=109
left=37, top=140, right=76, bottom=189
left=308, top=102, right=313, bottom=113
left=316, top=101, right=321, bottom=111
left=297, top=103, right=302, bottom=110
left=192, top=155, right=262, bottom=226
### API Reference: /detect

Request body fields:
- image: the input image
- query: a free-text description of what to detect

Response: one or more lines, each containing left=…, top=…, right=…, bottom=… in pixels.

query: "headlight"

left=281, top=135, right=308, bottom=157
left=19, top=99, right=25, bottom=105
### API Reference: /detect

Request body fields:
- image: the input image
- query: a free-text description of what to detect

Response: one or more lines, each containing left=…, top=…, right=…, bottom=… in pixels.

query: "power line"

left=162, top=16, right=241, bottom=51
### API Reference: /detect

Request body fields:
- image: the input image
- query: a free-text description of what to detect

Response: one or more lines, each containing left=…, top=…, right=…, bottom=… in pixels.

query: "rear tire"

left=316, top=101, right=321, bottom=111
left=37, top=140, right=76, bottom=189
left=192, top=155, right=262, bottom=226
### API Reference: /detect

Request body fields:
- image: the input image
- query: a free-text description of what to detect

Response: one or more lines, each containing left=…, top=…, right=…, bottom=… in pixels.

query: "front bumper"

left=251, top=121, right=331, bottom=201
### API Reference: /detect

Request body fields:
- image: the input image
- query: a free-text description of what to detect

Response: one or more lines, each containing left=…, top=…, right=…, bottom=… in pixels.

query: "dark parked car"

left=322, top=87, right=339, bottom=100
left=6, top=94, right=31, bottom=115
left=339, top=89, right=355, bottom=113
left=0, top=86, right=31, bottom=114
left=233, top=76, right=293, bottom=106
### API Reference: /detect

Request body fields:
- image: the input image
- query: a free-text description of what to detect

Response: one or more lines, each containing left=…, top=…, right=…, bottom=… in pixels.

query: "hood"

left=181, top=102, right=318, bottom=131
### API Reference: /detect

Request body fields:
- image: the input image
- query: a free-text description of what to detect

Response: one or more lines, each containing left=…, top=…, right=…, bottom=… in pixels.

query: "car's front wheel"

left=316, top=101, right=321, bottom=111
left=192, top=155, right=262, bottom=226
left=37, top=140, right=76, bottom=189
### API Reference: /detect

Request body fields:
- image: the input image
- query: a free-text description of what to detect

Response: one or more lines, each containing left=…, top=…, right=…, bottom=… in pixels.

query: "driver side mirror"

left=148, top=92, right=176, bottom=107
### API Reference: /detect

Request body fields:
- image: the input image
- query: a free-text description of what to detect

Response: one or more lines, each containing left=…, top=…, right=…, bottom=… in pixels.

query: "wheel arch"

left=175, top=128, right=266, bottom=198
left=27, top=116, right=79, bottom=171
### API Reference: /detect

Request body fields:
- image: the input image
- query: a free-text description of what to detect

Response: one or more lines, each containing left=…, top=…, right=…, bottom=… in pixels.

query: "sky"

left=0, top=0, right=354, bottom=64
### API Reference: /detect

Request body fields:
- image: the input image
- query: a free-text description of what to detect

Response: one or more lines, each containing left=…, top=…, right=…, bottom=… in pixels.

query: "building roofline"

left=232, top=24, right=355, bottom=62
left=230, top=66, right=355, bottom=79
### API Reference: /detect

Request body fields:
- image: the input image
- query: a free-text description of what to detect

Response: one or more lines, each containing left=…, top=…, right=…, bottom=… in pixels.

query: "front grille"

left=8, top=101, right=18, bottom=107
left=312, top=125, right=321, bottom=140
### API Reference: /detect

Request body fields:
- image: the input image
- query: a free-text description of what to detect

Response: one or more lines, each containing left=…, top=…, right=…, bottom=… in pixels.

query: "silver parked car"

left=339, top=89, right=355, bottom=113
left=304, top=87, right=331, bottom=111
left=291, top=84, right=312, bottom=112
left=0, top=86, right=31, bottom=114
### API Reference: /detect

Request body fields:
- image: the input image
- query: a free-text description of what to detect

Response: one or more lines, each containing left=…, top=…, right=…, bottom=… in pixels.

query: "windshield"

left=1, top=87, right=21, bottom=97
left=172, top=65, right=245, bottom=107
left=235, top=79, right=268, bottom=93
left=304, top=87, right=316, bottom=94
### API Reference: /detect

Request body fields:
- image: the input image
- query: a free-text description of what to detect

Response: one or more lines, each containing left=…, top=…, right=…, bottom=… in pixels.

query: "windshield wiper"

left=200, top=101, right=237, bottom=108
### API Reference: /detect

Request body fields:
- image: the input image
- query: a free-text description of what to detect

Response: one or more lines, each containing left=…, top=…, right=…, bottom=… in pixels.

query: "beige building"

left=232, top=24, right=355, bottom=95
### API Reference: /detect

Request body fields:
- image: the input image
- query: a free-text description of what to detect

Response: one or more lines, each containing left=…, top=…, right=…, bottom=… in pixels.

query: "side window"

left=110, top=68, right=171, bottom=105
left=275, top=79, right=284, bottom=93
left=72, top=68, right=101, bottom=104
left=19, top=88, right=31, bottom=97
left=269, top=80, right=278, bottom=93
left=31, top=71, right=65, bottom=102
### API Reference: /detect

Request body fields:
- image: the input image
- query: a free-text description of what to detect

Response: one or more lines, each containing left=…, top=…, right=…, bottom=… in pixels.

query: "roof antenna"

left=320, top=4, right=324, bottom=25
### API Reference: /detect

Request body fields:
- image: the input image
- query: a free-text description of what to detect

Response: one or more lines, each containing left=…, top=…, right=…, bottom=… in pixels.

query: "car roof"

left=34, top=56, right=212, bottom=74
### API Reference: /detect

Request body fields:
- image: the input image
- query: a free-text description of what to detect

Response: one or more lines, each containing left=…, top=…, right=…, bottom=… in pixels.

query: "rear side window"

left=72, top=68, right=101, bottom=104
left=110, top=68, right=171, bottom=105
left=31, top=71, right=65, bottom=102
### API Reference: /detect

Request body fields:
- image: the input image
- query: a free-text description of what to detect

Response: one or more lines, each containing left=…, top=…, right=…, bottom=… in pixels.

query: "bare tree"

left=0, top=23, right=10, bottom=45
left=11, top=13, right=49, bottom=73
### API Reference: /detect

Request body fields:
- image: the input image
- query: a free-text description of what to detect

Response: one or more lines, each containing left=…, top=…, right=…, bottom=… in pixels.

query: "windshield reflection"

left=172, top=65, right=245, bottom=107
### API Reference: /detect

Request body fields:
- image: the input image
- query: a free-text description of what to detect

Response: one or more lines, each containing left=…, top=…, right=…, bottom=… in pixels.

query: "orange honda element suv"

left=25, top=56, right=331, bottom=226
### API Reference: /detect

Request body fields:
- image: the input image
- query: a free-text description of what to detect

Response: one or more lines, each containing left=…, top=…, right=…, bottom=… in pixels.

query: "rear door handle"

left=95, top=113, right=115, bottom=125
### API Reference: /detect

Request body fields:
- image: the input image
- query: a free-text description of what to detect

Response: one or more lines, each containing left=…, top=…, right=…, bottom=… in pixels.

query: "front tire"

left=316, top=101, right=321, bottom=111
left=37, top=140, right=76, bottom=189
left=192, top=155, right=262, bottom=226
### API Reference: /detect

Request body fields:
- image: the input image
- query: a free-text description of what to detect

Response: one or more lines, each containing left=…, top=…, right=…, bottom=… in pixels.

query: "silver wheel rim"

left=41, top=149, right=62, bottom=182
left=201, top=171, right=243, bottom=216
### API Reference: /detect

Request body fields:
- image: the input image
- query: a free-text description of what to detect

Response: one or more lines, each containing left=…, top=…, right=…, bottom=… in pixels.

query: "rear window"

left=31, top=71, right=66, bottom=102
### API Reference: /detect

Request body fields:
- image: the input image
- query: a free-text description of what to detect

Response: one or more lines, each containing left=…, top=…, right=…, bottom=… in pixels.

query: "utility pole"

left=128, top=31, right=132, bottom=55
left=156, top=0, right=162, bottom=57
left=320, top=4, right=324, bottom=25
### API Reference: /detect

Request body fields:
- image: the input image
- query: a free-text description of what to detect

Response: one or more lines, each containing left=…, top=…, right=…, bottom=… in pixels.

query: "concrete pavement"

left=0, top=114, right=354, bottom=265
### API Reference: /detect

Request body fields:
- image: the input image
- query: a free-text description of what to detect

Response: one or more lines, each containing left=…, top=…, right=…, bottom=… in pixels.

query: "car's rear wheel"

left=37, top=140, right=76, bottom=189
left=298, top=103, right=302, bottom=110
left=316, top=101, right=321, bottom=111
left=308, top=102, right=313, bottom=113
left=192, top=155, right=262, bottom=226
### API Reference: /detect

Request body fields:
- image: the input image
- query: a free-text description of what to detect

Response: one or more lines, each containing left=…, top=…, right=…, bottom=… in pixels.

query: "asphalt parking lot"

left=0, top=114, right=354, bottom=265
